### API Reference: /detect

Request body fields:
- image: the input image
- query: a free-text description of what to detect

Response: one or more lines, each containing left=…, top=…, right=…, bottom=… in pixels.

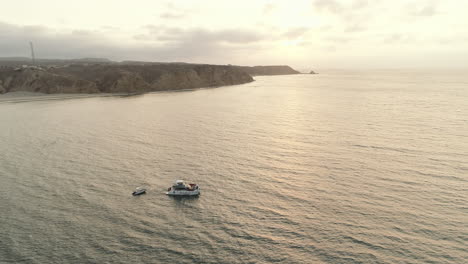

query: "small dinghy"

left=132, top=187, right=146, bottom=196
left=166, top=180, right=200, bottom=196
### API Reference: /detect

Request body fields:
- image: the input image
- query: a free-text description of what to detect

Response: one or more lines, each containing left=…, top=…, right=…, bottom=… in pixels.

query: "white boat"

left=166, top=180, right=200, bottom=196
left=132, top=187, right=146, bottom=196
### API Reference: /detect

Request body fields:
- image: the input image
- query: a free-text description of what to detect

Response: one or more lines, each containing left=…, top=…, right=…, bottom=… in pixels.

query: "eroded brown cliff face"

left=2, top=69, right=99, bottom=94
left=0, top=64, right=254, bottom=94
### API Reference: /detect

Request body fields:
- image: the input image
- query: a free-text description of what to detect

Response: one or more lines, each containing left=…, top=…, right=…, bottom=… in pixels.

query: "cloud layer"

left=0, top=22, right=265, bottom=63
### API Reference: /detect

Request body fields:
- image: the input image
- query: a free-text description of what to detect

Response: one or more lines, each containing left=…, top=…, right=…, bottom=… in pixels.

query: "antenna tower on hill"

left=29, top=41, right=36, bottom=65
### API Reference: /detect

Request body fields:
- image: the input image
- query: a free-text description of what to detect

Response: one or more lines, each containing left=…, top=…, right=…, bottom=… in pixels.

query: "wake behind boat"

left=166, top=180, right=200, bottom=196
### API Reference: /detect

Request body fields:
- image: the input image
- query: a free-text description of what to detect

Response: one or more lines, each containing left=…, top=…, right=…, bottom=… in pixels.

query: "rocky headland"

left=238, top=65, right=300, bottom=76
left=0, top=59, right=303, bottom=94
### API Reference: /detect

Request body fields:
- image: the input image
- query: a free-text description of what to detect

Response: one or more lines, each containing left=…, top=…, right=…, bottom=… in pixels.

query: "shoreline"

left=0, top=81, right=256, bottom=103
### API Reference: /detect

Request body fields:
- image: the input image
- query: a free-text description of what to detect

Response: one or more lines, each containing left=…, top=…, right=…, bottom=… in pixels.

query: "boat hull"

left=132, top=190, right=146, bottom=196
left=166, top=190, right=200, bottom=196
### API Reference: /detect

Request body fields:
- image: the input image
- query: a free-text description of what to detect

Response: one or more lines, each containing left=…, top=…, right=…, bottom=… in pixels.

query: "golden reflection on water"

left=0, top=71, right=467, bottom=263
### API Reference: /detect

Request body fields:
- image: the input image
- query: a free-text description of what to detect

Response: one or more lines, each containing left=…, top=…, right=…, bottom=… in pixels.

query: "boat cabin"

left=173, top=180, right=187, bottom=190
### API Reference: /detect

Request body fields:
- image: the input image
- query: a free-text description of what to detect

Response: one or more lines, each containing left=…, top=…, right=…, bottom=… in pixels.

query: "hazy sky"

left=1, top=0, right=467, bottom=69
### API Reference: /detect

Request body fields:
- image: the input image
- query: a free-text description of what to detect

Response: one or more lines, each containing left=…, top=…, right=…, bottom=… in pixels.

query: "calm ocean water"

left=0, top=70, right=467, bottom=263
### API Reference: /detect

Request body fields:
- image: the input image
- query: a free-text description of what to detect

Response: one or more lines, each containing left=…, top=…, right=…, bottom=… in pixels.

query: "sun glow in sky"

left=1, top=0, right=467, bottom=69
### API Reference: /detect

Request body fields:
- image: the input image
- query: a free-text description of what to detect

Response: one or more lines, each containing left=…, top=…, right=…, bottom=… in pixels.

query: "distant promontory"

left=237, top=65, right=300, bottom=76
left=0, top=58, right=304, bottom=94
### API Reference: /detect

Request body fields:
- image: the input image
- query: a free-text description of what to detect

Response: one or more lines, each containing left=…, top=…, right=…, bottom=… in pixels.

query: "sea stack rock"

left=309, top=70, right=317, bottom=74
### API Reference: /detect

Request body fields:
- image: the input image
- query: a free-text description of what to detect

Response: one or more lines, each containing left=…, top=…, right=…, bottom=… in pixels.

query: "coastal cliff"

left=0, top=58, right=306, bottom=94
left=0, top=64, right=254, bottom=94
